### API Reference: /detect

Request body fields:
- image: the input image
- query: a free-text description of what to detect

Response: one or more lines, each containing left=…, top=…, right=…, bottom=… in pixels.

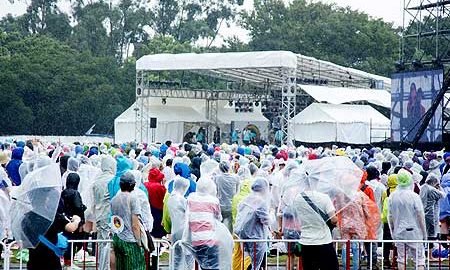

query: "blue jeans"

left=342, top=242, right=360, bottom=270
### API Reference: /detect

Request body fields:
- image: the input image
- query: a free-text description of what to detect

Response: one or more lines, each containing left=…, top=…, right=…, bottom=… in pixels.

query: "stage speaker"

left=150, top=118, right=157, bottom=128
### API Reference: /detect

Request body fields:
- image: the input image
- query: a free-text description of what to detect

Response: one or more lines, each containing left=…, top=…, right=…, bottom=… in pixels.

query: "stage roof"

left=136, top=51, right=391, bottom=90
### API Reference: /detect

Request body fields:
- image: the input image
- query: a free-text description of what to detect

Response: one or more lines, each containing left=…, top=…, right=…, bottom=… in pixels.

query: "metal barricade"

left=3, top=238, right=450, bottom=269
left=0, top=238, right=171, bottom=270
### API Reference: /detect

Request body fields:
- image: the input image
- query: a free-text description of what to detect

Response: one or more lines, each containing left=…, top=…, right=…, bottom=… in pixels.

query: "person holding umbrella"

left=10, top=163, right=82, bottom=270
left=296, top=156, right=364, bottom=270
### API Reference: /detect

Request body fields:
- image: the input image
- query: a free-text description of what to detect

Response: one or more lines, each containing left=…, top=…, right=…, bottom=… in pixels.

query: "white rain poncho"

left=214, top=161, right=239, bottom=213
left=419, top=174, right=444, bottom=238
left=234, top=177, right=271, bottom=270
left=129, top=170, right=153, bottom=231
left=167, top=176, right=193, bottom=270
left=180, top=177, right=233, bottom=270
left=0, top=185, right=10, bottom=240
left=388, top=170, right=427, bottom=244
left=200, top=159, right=219, bottom=178
left=61, top=157, right=80, bottom=188
left=10, top=164, right=62, bottom=248
left=78, top=162, right=101, bottom=222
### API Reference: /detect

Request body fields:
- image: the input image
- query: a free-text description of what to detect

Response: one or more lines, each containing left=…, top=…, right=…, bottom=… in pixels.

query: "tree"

left=242, top=0, right=400, bottom=76
left=7, top=0, right=71, bottom=40
left=0, top=32, right=133, bottom=135
left=152, top=0, right=243, bottom=46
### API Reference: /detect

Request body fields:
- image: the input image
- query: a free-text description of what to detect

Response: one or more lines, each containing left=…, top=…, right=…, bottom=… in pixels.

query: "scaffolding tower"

left=401, top=0, right=450, bottom=146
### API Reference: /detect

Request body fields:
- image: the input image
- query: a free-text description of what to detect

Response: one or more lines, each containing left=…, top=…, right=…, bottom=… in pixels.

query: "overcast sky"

left=0, top=0, right=405, bottom=44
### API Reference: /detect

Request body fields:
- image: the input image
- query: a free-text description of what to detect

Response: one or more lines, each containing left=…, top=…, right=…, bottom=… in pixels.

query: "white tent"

left=114, top=101, right=208, bottom=143
left=299, top=85, right=391, bottom=108
left=293, top=103, right=390, bottom=144
left=114, top=99, right=269, bottom=143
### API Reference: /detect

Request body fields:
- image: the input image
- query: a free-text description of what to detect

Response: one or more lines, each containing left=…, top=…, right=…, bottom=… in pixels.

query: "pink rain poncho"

left=176, top=177, right=233, bottom=270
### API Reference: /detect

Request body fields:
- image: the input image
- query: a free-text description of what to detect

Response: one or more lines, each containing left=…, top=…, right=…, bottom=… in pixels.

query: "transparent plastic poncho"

left=78, top=163, right=101, bottom=222
left=174, top=177, right=233, bottom=270
left=10, top=164, right=62, bottom=248
left=234, top=178, right=271, bottom=270
left=200, top=159, right=219, bottom=178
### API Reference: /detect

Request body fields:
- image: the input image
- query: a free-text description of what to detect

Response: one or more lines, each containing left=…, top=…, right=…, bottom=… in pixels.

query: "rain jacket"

left=144, top=168, right=166, bottom=210
left=107, top=156, right=132, bottom=200
left=129, top=170, right=153, bottom=231
left=6, top=147, right=24, bottom=186
left=336, top=191, right=380, bottom=240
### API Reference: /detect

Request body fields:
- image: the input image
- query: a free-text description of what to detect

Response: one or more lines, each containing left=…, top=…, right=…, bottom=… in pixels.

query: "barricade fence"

left=2, top=238, right=450, bottom=269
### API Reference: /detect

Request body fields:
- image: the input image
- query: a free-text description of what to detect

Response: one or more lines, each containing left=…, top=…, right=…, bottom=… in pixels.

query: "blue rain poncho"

left=439, top=174, right=450, bottom=220
left=108, top=156, right=133, bottom=200
left=6, top=147, right=24, bottom=186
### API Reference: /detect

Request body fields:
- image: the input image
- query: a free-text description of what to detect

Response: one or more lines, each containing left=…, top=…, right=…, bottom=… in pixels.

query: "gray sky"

left=0, top=0, right=404, bottom=44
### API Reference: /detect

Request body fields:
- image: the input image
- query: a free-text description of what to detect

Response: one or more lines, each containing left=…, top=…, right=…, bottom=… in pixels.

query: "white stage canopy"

left=136, top=51, right=391, bottom=89
left=293, top=103, right=390, bottom=144
left=299, top=85, right=391, bottom=108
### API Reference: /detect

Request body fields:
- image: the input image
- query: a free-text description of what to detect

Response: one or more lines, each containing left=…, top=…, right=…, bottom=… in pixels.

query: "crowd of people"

left=0, top=138, right=450, bottom=270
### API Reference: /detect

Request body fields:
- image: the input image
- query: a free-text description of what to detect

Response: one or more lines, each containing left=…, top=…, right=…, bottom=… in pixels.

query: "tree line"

left=0, top=0, right=401, bottom=136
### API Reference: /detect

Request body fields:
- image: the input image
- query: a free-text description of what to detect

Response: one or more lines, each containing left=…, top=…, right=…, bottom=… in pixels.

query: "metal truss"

left=281, top=69, right=297, bottom=145
left=402, top=0, right=450, bottom=64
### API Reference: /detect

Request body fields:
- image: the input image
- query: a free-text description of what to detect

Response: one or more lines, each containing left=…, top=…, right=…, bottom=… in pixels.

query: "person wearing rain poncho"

left=420, top=174, right=445, bottom=241
left=108, top=155, right=133, bottom=200
left=111, top=172, right=145, bottom=270
left=214, top=161, right=239, bottom=232
left=145, top=165, right=167, bottom=239
left=11, top=163, right=81, bottom=270
left=183, top=177, right=233, bottom=270
left=61, top=157, right=80, bottom=189
left=380, top=174, right=398, bottom=267
left=167, top=176, right=194, bottom=270
left=388, top=170, right=427, bottom=270
left=439, top=173, right=450, bottom=246
left=6, top=147, right=24, bottom=186
left=335, top=186, right=380, bottom=270
left=278, top=169, right=304, bottom=270
left=91, top=155, right=117, bottom=270
left=234, top=177, right=271, bottom=270
left=231, top=166, right=253, bottom=224
left=291, top=171, right=339, bottom=270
